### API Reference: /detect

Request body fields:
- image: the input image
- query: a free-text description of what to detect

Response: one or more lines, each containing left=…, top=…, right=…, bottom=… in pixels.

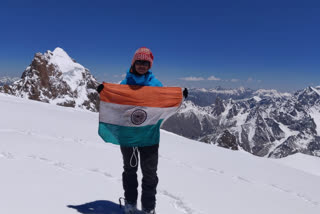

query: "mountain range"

left=162, top=86, right=320, bottom=158
left=1, top=47, right=319, bottom=159
left=0, top=76, right=19, bottom=86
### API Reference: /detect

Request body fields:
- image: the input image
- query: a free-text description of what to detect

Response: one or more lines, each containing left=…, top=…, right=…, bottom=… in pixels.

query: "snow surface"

left=0, top=93, right=320, bottom=214
left=273, top=153, right=320, bottom=177
left=252, top=96, right=262, bottom=102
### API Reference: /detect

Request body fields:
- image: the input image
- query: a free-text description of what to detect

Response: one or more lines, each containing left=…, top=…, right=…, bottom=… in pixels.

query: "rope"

left=130, top=147, right=138, bottom=168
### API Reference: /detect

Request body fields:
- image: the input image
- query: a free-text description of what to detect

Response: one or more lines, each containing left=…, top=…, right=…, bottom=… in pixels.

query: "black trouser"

left=120, top=144, right=159, bottom=211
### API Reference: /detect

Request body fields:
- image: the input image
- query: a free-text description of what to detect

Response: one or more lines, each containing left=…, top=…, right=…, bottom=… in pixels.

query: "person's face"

left=134, top=60, right=150, bottom=75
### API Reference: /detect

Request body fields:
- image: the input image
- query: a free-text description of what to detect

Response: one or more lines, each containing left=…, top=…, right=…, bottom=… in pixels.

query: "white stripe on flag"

left=99, top=101, right=179, bottom=127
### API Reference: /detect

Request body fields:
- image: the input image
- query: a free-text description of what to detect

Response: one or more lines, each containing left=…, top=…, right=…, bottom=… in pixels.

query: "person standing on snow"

left=120, top=47, right=162, bottom=214
left=97, top=47, right=188, bottom=214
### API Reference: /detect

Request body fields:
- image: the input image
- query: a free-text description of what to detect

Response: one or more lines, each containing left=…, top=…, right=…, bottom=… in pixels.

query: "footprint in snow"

left=233, top=176, right=252, bottom=183
left=208, top=168, right=224, bottom=174
left=159, top=190, right=199, bottom=214
left=0, top=152, right=15, bottom=159
left=88, top=168, right=114, bottom=178
left=269, top=184, right=319, bottom=206
left=53, top=161, right=71, bottom=170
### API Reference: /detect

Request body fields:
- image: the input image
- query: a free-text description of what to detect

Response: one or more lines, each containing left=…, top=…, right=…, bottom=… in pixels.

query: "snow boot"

left=120, top=198, right=137, bottom=214
left=124, top=202, right=137, bottom=214
left=142, top=208, right=156, bottom=214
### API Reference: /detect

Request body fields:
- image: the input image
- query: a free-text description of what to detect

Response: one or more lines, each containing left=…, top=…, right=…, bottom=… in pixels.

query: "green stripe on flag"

left=98, top=119, right=163, bottom=147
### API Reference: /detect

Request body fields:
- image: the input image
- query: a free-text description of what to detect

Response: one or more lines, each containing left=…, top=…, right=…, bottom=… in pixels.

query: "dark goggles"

left=135, top=60, right=150, bottom=66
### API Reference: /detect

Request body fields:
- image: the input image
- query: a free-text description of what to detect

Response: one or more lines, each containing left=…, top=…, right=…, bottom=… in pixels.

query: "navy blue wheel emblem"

left=131, top=109, right=147, bottom=125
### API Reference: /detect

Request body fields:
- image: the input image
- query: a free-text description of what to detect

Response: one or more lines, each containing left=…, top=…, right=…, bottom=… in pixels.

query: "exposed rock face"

left=217, top=130, right=238, bottom=150
left=0, top=48, right=99, bottom=112
left=212, top=97, right=225, bottom=116
left=162, top=87, right=320, bottom=159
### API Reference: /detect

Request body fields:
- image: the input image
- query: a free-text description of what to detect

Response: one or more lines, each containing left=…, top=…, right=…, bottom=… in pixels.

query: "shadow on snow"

left=67, top=200, right=145, bottom=214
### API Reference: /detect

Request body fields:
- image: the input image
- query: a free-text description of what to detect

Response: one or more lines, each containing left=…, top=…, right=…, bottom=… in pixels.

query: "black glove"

left=97, top=84, right=104, bottom=94
left=183, top=88, right=188, bottom=99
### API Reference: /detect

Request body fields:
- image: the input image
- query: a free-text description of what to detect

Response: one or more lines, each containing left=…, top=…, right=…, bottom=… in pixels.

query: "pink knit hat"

left=131, top=47, right=154, bottom=68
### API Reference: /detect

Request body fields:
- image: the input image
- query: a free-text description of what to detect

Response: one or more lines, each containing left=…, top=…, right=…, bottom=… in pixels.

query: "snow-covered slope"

left=273, top=153, right=320, bottom=176
left=0, top=93, right=320, bottom=214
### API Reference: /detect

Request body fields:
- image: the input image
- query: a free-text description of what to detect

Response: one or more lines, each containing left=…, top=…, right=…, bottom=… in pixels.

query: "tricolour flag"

left=98, top=82, right=183, bottom=147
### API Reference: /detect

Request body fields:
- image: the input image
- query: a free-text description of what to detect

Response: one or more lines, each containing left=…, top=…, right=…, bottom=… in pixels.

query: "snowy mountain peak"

left=294, top=86, right=320, bottom=107
left=0, top=48, right=99, bottom=112
left=53, top=47, right=68, bottom=55
left=238, top=86, right=246, bottom=93
left=45, top=47, right=84, bottom=75
left=303, top=86, right=320, bottom=95
left=310, top=86, right=320, bottom=96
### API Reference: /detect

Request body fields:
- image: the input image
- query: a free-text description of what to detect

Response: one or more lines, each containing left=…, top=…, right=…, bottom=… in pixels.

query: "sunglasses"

left=135, top=60, right=150, bottom=66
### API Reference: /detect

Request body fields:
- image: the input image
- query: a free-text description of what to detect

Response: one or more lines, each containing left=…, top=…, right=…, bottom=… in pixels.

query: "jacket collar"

left=125, top=69, right=154, bottom=85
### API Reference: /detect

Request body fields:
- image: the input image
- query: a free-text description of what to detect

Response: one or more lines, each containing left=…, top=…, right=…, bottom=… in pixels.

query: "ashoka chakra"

left=131, top=109, right=147, bottom=125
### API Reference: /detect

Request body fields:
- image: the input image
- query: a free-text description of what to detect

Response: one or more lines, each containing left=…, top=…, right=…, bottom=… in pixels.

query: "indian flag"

left=98, top=82, right=183, bottom=147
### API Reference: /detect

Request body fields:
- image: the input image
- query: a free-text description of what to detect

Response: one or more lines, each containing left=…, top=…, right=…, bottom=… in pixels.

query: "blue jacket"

left=120, top=69, right=163, bottom=87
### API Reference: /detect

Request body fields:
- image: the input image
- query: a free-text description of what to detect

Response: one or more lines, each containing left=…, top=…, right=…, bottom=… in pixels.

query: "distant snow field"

left=0, top=93, right=319, bottom=214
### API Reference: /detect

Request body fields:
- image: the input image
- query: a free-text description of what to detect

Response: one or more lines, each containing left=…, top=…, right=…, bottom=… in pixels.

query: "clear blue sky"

left=0, top=0, right=319, bottom=92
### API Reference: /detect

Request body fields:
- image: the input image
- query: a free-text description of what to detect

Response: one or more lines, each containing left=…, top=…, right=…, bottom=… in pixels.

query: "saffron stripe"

left=100, top=82, right=183, bottom=108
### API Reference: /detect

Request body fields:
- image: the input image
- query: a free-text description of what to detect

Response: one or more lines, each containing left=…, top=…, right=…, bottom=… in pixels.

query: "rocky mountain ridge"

left=187, top=87, right=291, bottom=107
left=0, top=48, right=99, bottom=112
left=162, top=86, right=320, bottom=158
